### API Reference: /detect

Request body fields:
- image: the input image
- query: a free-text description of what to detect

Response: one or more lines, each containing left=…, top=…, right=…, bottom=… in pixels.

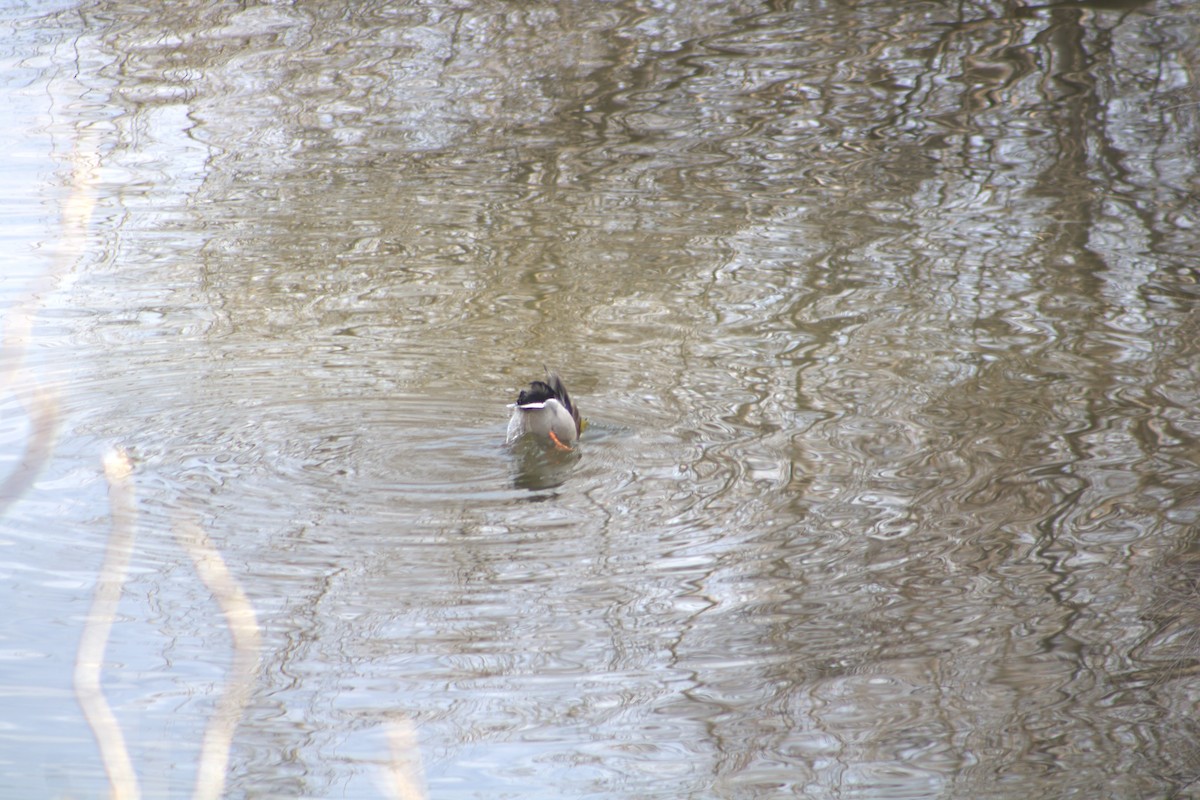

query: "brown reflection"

left=1124, top=534, right=1200, bottom=792
left=1130, top=538, right=1200, bottom=684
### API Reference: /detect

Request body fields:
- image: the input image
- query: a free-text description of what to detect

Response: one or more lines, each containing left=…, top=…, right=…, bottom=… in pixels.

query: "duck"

left=506, top=372, right=582, bottom=450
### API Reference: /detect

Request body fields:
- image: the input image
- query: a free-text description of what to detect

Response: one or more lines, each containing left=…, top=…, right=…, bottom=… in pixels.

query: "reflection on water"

left=2, top=0, right=1200, bottom=797
left=507, top=436, right=583, bottom=493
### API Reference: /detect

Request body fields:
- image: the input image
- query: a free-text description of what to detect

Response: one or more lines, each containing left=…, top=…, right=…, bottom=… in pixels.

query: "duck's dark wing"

left=546, top=373, right=581, bottom=434
left=516, top=380, right=557, bottom=407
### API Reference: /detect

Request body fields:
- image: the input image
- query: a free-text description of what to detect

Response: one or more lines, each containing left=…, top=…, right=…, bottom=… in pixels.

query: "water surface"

left=2, top=1, right=1199, bottom=798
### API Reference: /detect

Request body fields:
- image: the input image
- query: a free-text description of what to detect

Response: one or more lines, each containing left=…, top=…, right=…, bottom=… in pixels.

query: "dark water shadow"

left=505, top=434, right=583, bottom=493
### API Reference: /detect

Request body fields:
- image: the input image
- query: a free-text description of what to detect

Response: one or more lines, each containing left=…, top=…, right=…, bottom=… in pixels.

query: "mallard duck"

left=506, top=372, right=582, bottom=450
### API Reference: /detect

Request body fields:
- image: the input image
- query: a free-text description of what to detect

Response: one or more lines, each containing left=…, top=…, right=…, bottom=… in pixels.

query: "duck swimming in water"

left=506, top=372, right=582, bottom=450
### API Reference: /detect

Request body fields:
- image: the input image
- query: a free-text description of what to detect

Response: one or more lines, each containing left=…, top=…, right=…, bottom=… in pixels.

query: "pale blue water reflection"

left=2, top=1, right=1199, bottom=798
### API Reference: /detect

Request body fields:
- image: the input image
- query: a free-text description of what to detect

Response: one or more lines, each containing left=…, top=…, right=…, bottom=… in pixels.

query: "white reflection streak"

left=0, top=386, right=59, bottom=513
left=0, top=146, right=97, bottom=380
left=73, top=449, right=141, bottom=800
left=384, top=718, right=429, bottom=800
left=0, top=145, right=97, bottom=512
left=175, top=516, right=262, bottom=800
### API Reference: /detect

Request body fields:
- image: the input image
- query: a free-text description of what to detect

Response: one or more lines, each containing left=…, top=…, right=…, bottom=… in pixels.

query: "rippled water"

left=3, top=1, right=1200, bottom=798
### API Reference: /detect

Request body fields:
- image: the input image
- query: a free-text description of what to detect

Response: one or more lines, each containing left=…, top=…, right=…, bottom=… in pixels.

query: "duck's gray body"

left=506, top=373, right=582, bottom=446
